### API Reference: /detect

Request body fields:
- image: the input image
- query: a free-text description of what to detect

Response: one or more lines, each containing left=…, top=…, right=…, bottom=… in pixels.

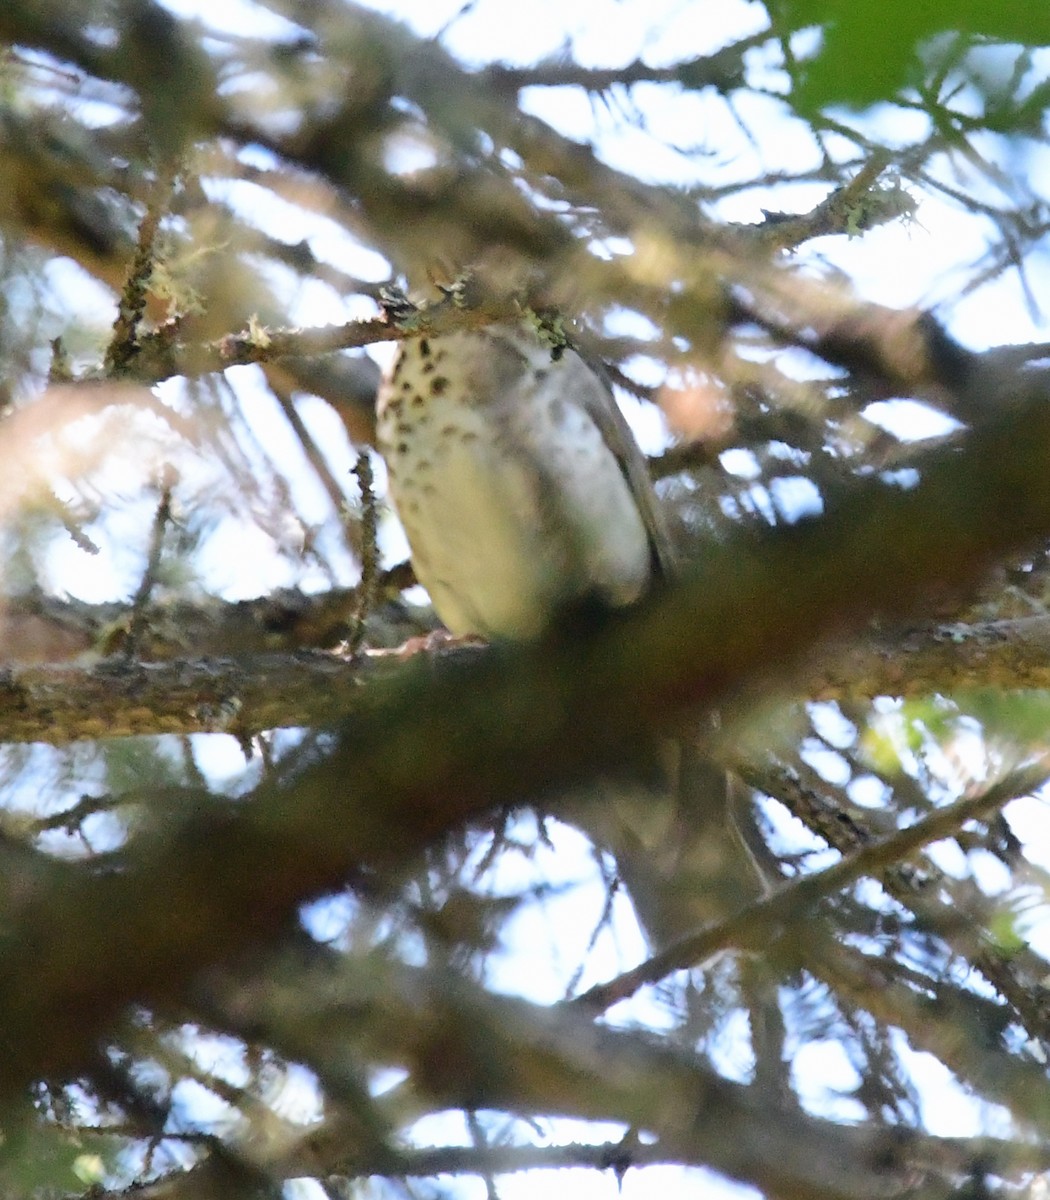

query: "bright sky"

left=26, top=2, right=1050, bottom=1196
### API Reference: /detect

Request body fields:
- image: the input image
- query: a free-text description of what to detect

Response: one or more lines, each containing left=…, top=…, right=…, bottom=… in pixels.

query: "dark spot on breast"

left=422, top=361, right=435, bottom=374
left=397, top=441, right=409, bottom=454
left=411, top=393, right=426, bottom=407
left=401, top=380, right=413, bottom=391
left=435, top=348, right=448, bottom=362
left=461, top=430, right=479, bottom=443
left=440, top=424, right=457, bottom=436
left=419, top=338, right=430, bottom=356
left=548, top=397, right=566, bottom=425
left=431, top=376, right=449, bottom=395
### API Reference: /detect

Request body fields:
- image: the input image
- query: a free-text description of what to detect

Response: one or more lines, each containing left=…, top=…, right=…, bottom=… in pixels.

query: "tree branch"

left=199, top=950, right=975, bottom=1200
left=5, top=372, right=1050, bottom=1095
left=573, top=765, right=1047, bottom=1010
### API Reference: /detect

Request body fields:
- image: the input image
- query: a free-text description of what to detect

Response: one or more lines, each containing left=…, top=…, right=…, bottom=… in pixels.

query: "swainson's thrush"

left=375, top=323, right=673, bottom=638
left=376, top=323, right=768, bottom=937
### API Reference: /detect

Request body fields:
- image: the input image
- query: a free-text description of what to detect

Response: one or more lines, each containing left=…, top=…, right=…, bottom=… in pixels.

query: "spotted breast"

left=375, top=324, right=672, bottom=638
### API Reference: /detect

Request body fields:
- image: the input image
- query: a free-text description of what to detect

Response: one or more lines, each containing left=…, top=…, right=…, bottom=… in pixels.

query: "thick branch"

left=3, top=608, right=1050, bottom=745
left=808, top=614, right=1050, bottom=700
left=6, top=379, right=1050, bottom=1095
left=200, top=952, right=964, bottom=1200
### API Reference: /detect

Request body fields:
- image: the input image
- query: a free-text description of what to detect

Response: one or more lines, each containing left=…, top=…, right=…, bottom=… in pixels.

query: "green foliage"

left=771, top=0, right=1050, bottom=112
left=860, top=697, right=957, bottom=776
left=952, top=689, right=1050, bottom=750
left=0, top=1119, right=120, bottom=1196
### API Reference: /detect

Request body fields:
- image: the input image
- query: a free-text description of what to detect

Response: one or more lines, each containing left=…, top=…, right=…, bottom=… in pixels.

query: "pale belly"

left=377, top=334, right=652, bottom=638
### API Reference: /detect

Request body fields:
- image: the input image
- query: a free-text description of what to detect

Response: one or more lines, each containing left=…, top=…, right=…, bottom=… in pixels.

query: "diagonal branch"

left=574, top=764, right=1048, bottom=1010
left=3, top=370, right=1050, bottom=1099
left=200, top=949, right=997, bottom=1200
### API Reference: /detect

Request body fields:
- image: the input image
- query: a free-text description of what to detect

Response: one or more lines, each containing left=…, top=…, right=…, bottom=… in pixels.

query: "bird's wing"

left=576, top=353, right=678, bottom=582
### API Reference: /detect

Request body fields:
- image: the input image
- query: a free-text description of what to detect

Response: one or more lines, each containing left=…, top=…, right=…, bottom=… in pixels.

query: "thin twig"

left=573, top=763, right=1049, bottom=1011
left=105, top=163, right=177, bottom=375
left=346, top=451, right=379, bottom=655
left=123, top=467, right=177, bottom=661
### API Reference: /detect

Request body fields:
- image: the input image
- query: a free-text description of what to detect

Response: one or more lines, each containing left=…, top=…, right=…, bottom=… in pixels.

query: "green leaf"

left=952, top=690, right=1050, bottom=747
left=770, top=0, right=1050, bottom=112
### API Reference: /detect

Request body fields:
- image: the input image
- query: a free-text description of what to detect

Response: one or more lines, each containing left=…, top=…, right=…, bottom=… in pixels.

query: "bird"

left=375, top=319, right=770, bottom=943
left=375, top=321, right=674, bottom=640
